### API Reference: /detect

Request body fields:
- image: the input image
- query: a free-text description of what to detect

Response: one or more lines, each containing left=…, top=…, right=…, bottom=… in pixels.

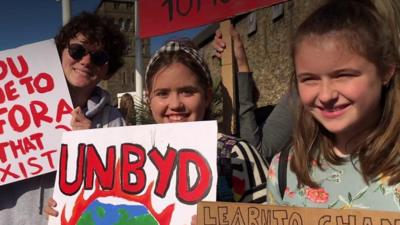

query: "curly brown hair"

left=54, top=11, right=127, bottom=76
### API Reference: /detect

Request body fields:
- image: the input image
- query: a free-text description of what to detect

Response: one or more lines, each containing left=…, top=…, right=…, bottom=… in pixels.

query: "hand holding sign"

left=70, top=107, right=91, bottom=130
left=213, top=24, right=250, bottom=72
left=45, top=197, right=59, bottom=218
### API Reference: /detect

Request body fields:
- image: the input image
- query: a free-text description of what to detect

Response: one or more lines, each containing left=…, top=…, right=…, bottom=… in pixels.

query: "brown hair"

left=290, top=0, right=400, bottom=187
left=54, top=11, right=127, bottom=77
left=119, top=93, right=136, bottom=125
left=145, top=40, right=213, bottom=119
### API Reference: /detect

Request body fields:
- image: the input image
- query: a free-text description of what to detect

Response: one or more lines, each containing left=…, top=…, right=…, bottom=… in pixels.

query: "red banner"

left=139, top=0, right=287, bottom=38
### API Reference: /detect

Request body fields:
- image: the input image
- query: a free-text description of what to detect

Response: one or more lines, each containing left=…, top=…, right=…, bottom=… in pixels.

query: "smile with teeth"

left=167, top=114, right=188, bottom=122
left=317, top=104, right=349, bottom=118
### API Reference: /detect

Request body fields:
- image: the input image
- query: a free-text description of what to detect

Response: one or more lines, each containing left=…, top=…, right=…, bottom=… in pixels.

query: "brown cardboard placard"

left=220, top=20, right=236, bottom=135
left=197, top=201, right=400, bottom=225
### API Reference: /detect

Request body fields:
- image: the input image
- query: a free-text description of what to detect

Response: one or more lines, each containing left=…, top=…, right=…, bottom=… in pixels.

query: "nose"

left=79, top=53, right=92, bottom=65
left=318, top=80, right=338, bottom=105
left=168, top=93, right=184, bottom=110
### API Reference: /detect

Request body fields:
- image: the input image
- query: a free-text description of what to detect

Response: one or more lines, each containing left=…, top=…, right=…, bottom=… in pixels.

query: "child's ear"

left=383, top=64, right=396, bottom=86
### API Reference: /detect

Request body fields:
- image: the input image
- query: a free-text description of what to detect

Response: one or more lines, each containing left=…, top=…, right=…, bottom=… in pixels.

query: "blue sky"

left=0, top=0, right=204, bottom=53
left=0, top=0, right=100, bottom=51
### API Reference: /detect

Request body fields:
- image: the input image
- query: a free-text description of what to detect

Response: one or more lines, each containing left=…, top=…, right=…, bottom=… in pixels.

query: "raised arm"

left=213, top=25, right=294, bottom=161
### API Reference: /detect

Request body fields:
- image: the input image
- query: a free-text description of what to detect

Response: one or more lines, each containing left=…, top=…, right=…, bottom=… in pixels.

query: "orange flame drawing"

left=60, top=161, right=174, bottom=225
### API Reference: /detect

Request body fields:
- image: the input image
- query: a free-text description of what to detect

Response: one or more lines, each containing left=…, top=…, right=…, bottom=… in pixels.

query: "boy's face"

left=61, top=33, right=110, bottom=93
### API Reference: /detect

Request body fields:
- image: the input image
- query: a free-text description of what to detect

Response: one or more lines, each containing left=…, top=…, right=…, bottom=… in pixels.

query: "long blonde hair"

left=290, top=0, right=400, bottom=187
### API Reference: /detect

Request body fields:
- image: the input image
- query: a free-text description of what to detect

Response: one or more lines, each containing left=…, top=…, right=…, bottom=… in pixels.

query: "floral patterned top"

left=267, top=151, right=400, bottom=211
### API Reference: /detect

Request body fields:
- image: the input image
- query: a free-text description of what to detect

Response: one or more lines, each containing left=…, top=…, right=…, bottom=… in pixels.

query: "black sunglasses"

left=67, top=43, right=110, bottom=66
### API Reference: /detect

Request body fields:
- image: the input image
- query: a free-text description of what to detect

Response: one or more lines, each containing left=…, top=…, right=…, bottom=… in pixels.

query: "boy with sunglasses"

left=56, top=11, right=127, bottom=130
left=0, top=12, right=127, bottom=225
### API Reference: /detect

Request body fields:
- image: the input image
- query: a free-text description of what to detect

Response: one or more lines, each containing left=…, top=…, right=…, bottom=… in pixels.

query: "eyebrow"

left=329, top=68, right=361, bottom=76
left=177, top=86, right=199, bottom=91
left=297, top=68, right=362, bottom=77
left=152, top=85, right=200, bottom=92
left=152, top=88, right=170, bottom=93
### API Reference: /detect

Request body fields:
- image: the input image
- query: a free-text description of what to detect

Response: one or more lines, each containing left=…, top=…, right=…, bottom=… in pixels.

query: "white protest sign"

left=49, top=121, right=218, bottom=225
left=0, top=39, right=73, bottom=185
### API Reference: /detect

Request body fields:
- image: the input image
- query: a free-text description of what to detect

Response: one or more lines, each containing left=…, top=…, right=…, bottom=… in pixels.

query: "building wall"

left=96, top=0, right=150, bottom=105
left=198, top=0, right=326, bottom=107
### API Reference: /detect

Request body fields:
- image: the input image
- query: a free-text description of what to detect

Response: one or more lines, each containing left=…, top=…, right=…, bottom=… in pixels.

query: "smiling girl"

left=145, top=40, right=268, bottom=203
left=267, top=0, right=400, bottom=211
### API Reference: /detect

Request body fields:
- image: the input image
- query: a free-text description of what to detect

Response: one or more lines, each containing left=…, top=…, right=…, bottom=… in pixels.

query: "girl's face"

left=295, top=36, right=386, bottom=142
left=62, top=33, right=109, bottom=92
left=148, top=62, right=211, bottom=124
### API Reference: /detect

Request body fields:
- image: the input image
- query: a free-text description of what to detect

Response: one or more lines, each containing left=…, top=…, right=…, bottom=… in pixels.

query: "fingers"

left=71, top=107, right=84, bottom=121
left=213, top=25, right=250, bottom=72
left=191, top=214, right=197, bottom=225
left=48, top=197, right=57, bottom=207
left=213, top=29, right=226, bottom=58
left=70, top=107, right=92, bottom=130
left=213, top=50, right=223, bottom=59
left=45, top=198, right=59, bottom=218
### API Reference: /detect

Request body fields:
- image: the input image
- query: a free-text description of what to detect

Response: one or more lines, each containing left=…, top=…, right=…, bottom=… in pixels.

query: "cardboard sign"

left=197, top=201, right=400, bottom=225
left=0, top=40, right=73, bottom=186
left=49, top=121, right=218, bottom=225
left=139, top=0, right=287, bottom=38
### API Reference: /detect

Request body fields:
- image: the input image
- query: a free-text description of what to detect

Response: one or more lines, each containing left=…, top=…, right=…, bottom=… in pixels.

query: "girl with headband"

left=145, top=40, right=268, bottom=203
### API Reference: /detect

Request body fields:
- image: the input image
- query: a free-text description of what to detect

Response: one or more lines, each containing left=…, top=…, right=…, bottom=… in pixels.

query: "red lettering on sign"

left=140, top=0, right=287, bottom=38
left=58, top=143, right=212, bottom=203
left=59, top=144, right=85, bottom=196
left=7, top=55, right=28, bottom=78
left=30, top=100, right=52, bottom=127
left=19, top=73, right=55, bottom=94
left=56, top=98, right=73, bottom=123
left=0, top=80, right=19, bottom=103
left=0, top=164, right=19, bottom=182
left=18, top=161, right=28, bottom=178
left=41, top=149, right=57, bottom=169
left=10, top=136, right=28, bottom=159
left=27, top=157, right=43, bottom=175
left=19, top=76, right=34, bottom=94
left=8, top=104, right=30, bottom=132
left=148, top=146, right=177, bottom=198
left=0, top=132, right=44, bottom=163
left=0, top=150, right=57, bottom=185
left=0, top=81, right=19, bottom=104
left=0, top=60, right=7, bottom=80
left=85, top=144, right=115, bottom=190
left=176, top=149, right=212, bottom=204
left=33, top=73, right=54, bottom=93
left=121, top=143, right=147, bottom=194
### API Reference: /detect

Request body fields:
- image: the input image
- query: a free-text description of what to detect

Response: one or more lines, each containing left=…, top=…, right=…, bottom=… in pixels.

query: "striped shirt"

left=217, top=133, right=268, bottom=203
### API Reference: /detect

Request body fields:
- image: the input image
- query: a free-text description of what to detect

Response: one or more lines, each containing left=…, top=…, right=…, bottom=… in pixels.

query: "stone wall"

left=196, top=0, right=326, bottom=107
left=96, top=0, right=150, bottom=105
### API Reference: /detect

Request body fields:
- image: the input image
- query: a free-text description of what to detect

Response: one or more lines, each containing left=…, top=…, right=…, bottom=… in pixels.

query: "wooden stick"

left=220, top=20, right=236, bottom=135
